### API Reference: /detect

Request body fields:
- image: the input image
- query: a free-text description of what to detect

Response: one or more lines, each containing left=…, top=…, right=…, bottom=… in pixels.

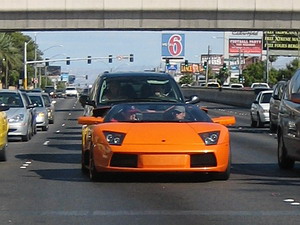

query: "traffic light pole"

left=205, top=45, right=211, bottom=85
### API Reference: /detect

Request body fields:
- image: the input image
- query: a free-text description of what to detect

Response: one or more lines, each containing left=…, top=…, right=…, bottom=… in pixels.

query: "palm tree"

left=0, top=33, right=22, bottom=88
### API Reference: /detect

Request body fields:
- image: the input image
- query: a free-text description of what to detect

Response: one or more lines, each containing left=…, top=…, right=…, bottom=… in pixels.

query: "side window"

left=291, top=71, right=300, bottom=94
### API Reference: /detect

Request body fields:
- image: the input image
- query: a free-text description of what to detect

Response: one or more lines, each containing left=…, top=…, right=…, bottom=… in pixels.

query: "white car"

left=230, top=83, right=244, bottom=89
left=65, top=87, right=78, bottom=97
left=250, top=90, right=273, bottom=127
left=251, top=82, right=270, bottom=89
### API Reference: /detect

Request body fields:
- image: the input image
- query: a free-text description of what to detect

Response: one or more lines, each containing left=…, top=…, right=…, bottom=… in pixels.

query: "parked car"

left=0, top=90, right=35, bottom=141
left=277, top=70, right=300, bottom=169
left=0, top=105, right=9, bottom=161
left=250, top=90, right=273, bottom=127
left=269, top=80, right=287, bottom=132
left=27, top=93, right=49, bottom=131
left=78, top=102, right=236, bottom=181
left=42, top=92, right=55, bottom=124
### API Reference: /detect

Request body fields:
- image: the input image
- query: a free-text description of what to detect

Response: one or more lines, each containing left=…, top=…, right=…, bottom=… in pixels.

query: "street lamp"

left=24, top=43, right=63, bottom=89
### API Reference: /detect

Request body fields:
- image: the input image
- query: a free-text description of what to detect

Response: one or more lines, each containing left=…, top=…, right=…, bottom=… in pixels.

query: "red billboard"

left=229, top=39, right=262, bottom=54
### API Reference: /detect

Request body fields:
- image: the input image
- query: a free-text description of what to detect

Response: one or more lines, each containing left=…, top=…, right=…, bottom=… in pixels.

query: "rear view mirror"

left=0, top=105, right=10, bottom=111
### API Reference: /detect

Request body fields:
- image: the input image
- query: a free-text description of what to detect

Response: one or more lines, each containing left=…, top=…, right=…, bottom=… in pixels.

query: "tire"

left=250, top=115, right=257, bottom=127
left=21, top=129, right=30, bottom=142
left=278, top=132, right=295, bottom=169
left=214, top=158, right=231, bottom=181
left=269, top=120, right=277, bottom=133
left=0, top=146, right=6, bottom=161
left=89, top=153, right=99, bottom=181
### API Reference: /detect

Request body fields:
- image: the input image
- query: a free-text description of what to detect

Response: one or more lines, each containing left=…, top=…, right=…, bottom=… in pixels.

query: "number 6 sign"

left=162, top=34, right=185, bottom=57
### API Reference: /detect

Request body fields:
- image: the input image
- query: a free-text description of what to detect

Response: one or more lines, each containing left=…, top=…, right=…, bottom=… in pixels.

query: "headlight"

left=199, top=131, right=220, bottom=145
left=9, top=114, right=25, bottom=123
left=38, top=112, right=45, bottom=117
left=103, top=131, right=125, bottom=145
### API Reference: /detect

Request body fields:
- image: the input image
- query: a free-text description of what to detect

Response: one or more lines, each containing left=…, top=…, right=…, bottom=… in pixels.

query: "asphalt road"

left=0, top=99, right=299, bottom=225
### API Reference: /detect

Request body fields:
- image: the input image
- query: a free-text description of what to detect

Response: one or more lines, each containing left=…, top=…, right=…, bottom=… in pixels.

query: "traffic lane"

left=0, top=97, right=85, bottom=221
left=1, top=99, right=300, bottom=225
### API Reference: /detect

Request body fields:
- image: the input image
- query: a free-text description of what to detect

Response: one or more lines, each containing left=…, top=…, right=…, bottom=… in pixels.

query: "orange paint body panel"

left=89, top=123, right=230, bottom=173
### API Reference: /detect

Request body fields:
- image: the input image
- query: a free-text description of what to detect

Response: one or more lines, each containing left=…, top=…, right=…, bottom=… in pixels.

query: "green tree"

left=179, top=74, right=194, bottom=86
left=0, top=33, right=23, bottom=88
left=242, top=61, right=265, bottom=86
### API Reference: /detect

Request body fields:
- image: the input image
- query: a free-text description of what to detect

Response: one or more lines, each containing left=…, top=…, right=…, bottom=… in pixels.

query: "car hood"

left=94, top=122, right=228, bottom=146
left=5, top=108, right=26, bottom=119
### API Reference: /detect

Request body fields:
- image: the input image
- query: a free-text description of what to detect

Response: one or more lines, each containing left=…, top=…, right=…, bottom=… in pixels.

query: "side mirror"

left=79, top=95, right=89, bottom=107
left=291, top=93, right=300, bottom=104
left=252, top=100, right=259, bottom=104
left=185, top=95, right=200, bottom=104
left=212, top=116, right=236, bottom=126
left=78, top=116, right=104, bottom=125
left=273, top=94, right=280, bottom=100
left=0, top=105, right=10, bottom=111
left=27, top=104, right=35, bottom=109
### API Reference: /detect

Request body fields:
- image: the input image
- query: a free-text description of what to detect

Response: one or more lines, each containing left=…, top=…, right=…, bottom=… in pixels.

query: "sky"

left=23, top=31, right=293, bottom=85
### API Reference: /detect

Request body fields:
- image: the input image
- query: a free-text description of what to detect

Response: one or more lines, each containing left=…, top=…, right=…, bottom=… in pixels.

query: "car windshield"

left=104, top=103, right=212, bottom=123
left=98, top=77, right=183, bottom=104
left=42, top=95, right=51, bottom=106
left=29, top=96, right=44, bottom=107
left=0, top=92, right=24, bottom=108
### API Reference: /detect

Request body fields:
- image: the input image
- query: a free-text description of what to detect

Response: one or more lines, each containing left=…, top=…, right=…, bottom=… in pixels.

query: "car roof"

left=260, top=90, right=273, bottom=94
left=99, top=72, right=174, bottom=79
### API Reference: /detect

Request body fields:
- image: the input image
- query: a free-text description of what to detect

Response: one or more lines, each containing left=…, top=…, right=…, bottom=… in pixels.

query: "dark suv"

left=277, top=70, right=300, bottom=169
left=269, top=80, right=287, bottom=132
left=80, top=72, right=199, bottom=116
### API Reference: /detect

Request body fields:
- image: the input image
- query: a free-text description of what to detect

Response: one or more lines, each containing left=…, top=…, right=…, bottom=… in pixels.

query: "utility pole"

left=205, top=45, right=211, bottom=85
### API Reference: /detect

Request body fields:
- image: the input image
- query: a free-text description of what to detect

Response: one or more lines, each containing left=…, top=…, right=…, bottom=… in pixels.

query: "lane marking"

left=43, top=141, right=50, bottom=145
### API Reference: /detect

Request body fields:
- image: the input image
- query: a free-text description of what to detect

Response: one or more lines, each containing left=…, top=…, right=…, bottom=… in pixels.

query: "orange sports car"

left=78, top=102, right=235, bottom=181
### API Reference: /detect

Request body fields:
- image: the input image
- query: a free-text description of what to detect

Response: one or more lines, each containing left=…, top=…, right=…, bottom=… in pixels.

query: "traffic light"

left=165, top=58, right=170, bottom=66
left=184, top=60, right=189, bottom=67
left=108, top=55, right=112, bottom=63
left=222, top=63, right=227, bottom=71
left=45, top=58, right=49, bottom=67
left=87, top=56, right=91, bottom=64
left=85, top=75, right=88, bottom=80
left=66, top=57, right=70, bottom=65
left=129, top=54, right=134, bottom=62
left=203, top=61, right=207, bottom=70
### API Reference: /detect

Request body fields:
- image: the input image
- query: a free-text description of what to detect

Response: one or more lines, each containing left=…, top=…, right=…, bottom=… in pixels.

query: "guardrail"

left=182, top=87, right=263, bottom=108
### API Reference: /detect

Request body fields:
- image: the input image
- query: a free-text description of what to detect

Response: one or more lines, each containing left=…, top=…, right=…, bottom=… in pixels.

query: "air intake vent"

left=191, top=153, right=217, bottom=167
left=110, top=153, right=138, bottom=168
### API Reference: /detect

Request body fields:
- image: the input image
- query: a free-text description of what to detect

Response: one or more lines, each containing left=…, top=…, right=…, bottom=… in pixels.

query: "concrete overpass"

left=0, top=0, right=299, bottom=31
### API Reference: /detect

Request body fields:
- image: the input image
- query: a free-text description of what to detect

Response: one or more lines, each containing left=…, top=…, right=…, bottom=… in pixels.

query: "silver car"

left=27, top=93, right=49, bottom=131
left=42, top=93, right=55, bottom=124
left=0, top=90, right=35, bottom=141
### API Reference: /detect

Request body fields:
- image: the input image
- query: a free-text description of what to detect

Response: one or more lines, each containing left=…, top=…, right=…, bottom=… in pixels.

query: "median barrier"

left=182, top=87, right=257, bottom=108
